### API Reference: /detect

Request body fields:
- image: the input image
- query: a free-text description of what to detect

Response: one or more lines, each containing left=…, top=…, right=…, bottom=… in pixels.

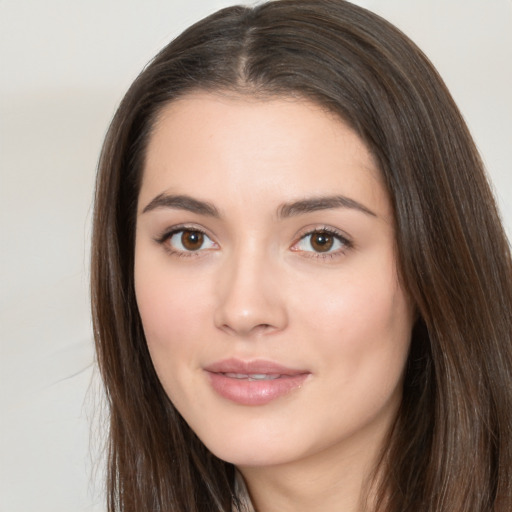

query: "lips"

left=204, top=358, right=310, bottom=405
left=223, top=373, right=281, bottom=381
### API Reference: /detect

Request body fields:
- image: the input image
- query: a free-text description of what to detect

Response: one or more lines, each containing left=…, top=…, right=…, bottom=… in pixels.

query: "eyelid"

left=155, top=224, right=218, bottom=255
left=155, top=223, right=201, bottom=242
left=291, top=226, right=353, bottom=258
left=154, top=223, right=352, bottom=259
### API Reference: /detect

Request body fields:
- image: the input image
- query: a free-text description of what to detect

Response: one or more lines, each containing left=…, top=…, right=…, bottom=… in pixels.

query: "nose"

left=213, top=247, right=288, bottom=338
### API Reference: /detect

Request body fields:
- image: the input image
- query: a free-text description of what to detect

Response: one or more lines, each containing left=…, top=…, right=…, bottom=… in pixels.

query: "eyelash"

left=155, top=225, right=215, bottom=258
left=155, top=225, right=353, bottom=260
left=292, top=227, right=353, bottom=260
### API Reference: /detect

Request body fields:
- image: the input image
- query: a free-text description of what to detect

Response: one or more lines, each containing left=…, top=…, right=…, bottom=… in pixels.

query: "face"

left=134, top=92, right=414, bottom=471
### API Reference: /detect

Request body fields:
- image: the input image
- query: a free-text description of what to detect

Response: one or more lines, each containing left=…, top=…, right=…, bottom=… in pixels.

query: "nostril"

left=213, top=272, right=289, bottom=336
left=218, top=321, right=279, bottom=337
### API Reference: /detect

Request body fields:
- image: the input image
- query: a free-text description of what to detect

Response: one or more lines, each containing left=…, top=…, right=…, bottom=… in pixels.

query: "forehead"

left=140, top=92, right=389, bottom=218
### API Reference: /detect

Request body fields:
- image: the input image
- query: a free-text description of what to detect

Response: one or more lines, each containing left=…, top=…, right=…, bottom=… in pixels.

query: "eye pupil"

left=181, top=230, right=204, bottom=251
left=311, top=232, right=334, bottom=252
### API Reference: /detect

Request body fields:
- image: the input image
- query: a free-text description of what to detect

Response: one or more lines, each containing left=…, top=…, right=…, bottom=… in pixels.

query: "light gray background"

left=1, top=1, right=510, bottom=510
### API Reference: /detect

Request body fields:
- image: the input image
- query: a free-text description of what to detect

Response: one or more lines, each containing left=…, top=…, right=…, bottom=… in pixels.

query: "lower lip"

left=206, top=372, right=309, bottom=406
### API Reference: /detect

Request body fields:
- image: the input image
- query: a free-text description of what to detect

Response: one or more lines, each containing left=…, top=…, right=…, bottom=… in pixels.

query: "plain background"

left=1, top=1, right=510, bottom=510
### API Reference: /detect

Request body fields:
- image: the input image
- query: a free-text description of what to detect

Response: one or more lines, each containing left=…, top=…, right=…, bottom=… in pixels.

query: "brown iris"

left=181, top=230, right=204, bottom=251
left=310, top=232, right=334, bottom=252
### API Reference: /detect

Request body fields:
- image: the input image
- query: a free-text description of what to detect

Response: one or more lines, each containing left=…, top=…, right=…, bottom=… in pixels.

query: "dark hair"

left=91, top=1, right=512, bottom=510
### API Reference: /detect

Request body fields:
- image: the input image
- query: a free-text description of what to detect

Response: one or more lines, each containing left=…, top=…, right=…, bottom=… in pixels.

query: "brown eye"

left=310, top=232, right=334, bottom=252
left=165, top=229, right=216, bottom=253
left=181, top=230, right=204, bottom=251
left=293, top=229, right=349, bottom=256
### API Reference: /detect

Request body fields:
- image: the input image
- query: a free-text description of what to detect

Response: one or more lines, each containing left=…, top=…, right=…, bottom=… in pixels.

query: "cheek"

left=137, top=283, right=199, bottom=342
left=303, top=276, right=412, bottom=429
left=134, top=255, right=212, bottom=374
left=298, top=260, right=409, bottom=333
left=295, top=261, right=412, bottom=380
left=134, top=272, right=213, bottom=416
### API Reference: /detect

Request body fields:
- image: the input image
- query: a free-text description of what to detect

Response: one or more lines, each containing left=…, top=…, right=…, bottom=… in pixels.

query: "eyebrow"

left=141, top=193, right=220, bottom=217
left=141, top=193, right=376, bottom=219
left=278, top=195, right=377, bottom=218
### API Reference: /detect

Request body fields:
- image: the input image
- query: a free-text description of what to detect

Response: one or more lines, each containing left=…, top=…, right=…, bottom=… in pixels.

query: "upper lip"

left=204, top=358, right=309, bottom=376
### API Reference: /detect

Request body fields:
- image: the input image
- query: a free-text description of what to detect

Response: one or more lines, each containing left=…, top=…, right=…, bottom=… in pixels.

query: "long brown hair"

left=91, top=1, right=512, bottom=510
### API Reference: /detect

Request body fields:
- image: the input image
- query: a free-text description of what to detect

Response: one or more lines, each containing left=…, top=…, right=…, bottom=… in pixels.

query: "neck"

left=238, top=432, right=386, bottom=512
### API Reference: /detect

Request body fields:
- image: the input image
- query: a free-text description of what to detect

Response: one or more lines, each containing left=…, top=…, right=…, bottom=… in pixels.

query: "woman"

left=91, top=1, right=512, bottom=510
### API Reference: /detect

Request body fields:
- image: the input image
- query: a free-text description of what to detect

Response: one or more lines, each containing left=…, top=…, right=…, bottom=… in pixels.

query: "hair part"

left=91, top=1, right=512, bottom=510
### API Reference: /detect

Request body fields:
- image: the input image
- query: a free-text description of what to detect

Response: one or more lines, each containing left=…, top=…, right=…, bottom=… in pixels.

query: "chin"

left=197, top=424, right=314, bottom=468
left=209, top=444, right=295, bottom=468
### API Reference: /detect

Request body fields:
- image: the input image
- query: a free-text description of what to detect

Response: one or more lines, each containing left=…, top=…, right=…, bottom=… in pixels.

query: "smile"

left=204, top=359, right=310, bottom=406
left=222, top=373, right=281, bottom=381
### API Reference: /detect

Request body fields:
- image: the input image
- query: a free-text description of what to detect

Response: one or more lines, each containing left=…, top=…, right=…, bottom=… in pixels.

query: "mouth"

left=204, top=358, right=310, bottom=406
left=221, top=373, right=282, bottom=381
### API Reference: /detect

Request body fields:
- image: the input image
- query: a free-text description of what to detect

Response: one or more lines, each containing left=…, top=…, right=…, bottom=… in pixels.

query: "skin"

left=134, top=92, right=414, bottom=512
